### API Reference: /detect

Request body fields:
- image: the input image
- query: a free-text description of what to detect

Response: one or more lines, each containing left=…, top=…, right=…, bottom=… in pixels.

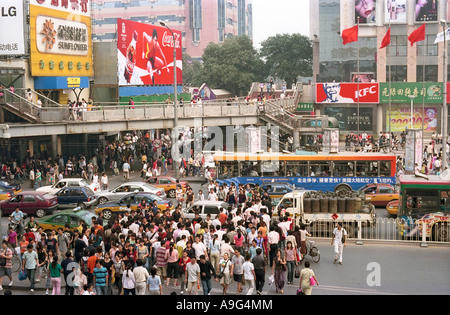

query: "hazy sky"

left=252, top=0, right=310, bottom=49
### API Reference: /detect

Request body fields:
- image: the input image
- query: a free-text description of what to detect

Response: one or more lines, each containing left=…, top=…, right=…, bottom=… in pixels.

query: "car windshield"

left=77, top=211, right=97, bottom=226
left=85, top=187, right=94, bottom=196
left=357, top=185, right=370, bottom=194
left=80, top=179, right=90, bottom=186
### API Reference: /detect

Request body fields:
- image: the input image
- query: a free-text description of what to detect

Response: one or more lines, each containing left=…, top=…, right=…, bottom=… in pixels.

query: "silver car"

left=92, top=182, right=166, bottom=205
left=182, top=201, right=229, bottom=221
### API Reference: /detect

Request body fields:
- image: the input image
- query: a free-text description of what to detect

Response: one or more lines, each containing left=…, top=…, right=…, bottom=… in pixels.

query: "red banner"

left=316, top=83, right=379, bottom=104
left=117, top=19, right=182, bottom=86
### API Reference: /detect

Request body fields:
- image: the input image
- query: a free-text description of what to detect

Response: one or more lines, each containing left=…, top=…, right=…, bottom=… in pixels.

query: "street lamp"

left=159, top=20, right=179, bottom=178
left=409, top=94, right=416, bottom=129
left=440, top=19, right=448, bottom=171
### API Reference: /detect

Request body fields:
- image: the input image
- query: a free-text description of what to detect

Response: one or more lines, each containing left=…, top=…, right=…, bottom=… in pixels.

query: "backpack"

left=81, top=257, right=89, bottom=273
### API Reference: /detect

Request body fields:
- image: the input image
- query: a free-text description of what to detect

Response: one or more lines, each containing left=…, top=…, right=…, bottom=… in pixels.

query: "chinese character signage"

left=117, top=19, right=183, bottom=86
left=380, top=83, right=443, bottom=104
left=324, top=107, right=374, bottom=132
left=316, top=83, right=379, bottom=104
left=29, top=0, right=93, bottom=77
left=0, top=0, right=26, bottom=56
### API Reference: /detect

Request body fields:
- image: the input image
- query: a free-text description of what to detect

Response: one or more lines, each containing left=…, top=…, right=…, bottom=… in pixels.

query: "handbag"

left=294, top=266, right=300, bottom=279
left=19, top=270, right=27, bottom=281
left=310, top=276, right=316, bottom=286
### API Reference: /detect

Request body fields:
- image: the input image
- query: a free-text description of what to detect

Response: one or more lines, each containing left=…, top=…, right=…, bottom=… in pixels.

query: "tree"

left=200, top=36, right=264, bottom=96
left=182, top=53, right=203, bottom=87
left=259, top=33, right=313, bottom=84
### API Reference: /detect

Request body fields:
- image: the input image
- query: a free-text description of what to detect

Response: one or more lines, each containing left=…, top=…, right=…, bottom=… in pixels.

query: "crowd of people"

left=1, top=177, right=321, bottom=296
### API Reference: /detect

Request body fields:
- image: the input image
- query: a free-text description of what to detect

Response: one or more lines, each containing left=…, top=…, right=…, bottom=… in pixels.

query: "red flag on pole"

left=342, top=25, right=359, bottom=45
left=380, top=27, right=391, bottom=49
left=408, top=24, right=426, bottom=47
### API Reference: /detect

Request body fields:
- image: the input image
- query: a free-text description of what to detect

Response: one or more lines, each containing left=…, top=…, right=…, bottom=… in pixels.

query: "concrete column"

left=83, top=134, right=88, bottom=155
left=28, top=140, right=34, bottom=158
left=407, top=25, right=417, bottom=83
left=377, top=26, right=388, bottom=83
left=293, top=130, right=300, bottom=151
left=376, top=104, right=383, bottom=134
left=51, top=134, right=57, bottom=160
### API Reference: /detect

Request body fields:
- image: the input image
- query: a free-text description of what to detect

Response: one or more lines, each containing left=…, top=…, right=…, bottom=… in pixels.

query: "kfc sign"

left=316, top=83, right=379, bottom=104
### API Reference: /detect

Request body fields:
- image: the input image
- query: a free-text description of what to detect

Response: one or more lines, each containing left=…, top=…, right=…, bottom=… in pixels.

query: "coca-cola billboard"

left=316, top=83, right=379, bottom=104
left=117, top=19, right=182, bottom=86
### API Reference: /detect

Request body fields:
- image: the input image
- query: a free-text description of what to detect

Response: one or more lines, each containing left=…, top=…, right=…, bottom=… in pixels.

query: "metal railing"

left=14, top=88, right=62, bottom=108
left=303, top=218, right=450, bottom=247
left=39, top=102, right=260, bottom=123
left=1, top=89, right=41, bottom=121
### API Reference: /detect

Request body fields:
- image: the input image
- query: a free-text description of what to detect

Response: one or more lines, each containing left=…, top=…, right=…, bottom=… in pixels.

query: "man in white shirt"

left=331, top=223, right=347, bottom=265
left=192, top=236, right=208, bottom=260
left=208, top=188, right=218, bottom=201
left=122, top=161, right=130, bottom=180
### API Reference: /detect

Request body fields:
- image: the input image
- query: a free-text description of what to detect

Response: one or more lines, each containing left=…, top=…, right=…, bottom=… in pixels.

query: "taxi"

left=0, top=180, right=21, bottom=195
left=94, top=192, right=173, bottom=220
left=0, top=186, right=13, bottom=201
left=145, top=176, right=187, bottom=198
left=35, top=208, right=97, bottom=236
left=386, top=199, right=399, bottom=217
left=357, top=183, right=399, bottom=207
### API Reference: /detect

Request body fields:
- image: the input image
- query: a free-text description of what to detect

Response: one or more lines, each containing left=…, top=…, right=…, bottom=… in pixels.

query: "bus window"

left=380, top=161, right=391, bottom=177
left=356, top=161, right=378, bottom=177
left=261, top=161, right=281, bottom=176
left=333, top=162, right=354, bottom=177
left=218, top=161, right=238, bottom=179
left=440, top=191, right=450, bottom=211
left=310, top=162, right=331, bottom=177
left=286, top=162, right=308, bottom=177
left=405, top=190, right=438, bottom=214
left=240, top=161, right=259, bottom=177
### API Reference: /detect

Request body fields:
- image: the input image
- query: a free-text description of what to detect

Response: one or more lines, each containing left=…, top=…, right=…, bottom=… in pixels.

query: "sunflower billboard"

left=29, top=0, right=93, bottom=77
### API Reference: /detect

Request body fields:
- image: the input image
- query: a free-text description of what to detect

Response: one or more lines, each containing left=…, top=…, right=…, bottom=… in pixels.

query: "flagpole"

left=422, top=16, right=426, bottom=134
left=388, top=5, right=392, bottom=151
left=357, top=16, right=360, bottom=139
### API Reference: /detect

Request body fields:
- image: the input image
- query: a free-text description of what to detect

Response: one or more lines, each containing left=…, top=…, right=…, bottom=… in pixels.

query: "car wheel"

left=77, top=203, right=86, bottom=209
left=103, top=209, right=113, bottom=220
left=168, top=189, right=176, bottom=198
left=35, top=209, right=46, bottom=218
left=98, top=197, right=108, bottom=204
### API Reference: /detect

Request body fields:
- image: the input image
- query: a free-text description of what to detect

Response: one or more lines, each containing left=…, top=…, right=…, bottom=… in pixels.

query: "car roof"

left=15, top=191, right=50, bottom=195
left=192, top=201, right=229, bottom=206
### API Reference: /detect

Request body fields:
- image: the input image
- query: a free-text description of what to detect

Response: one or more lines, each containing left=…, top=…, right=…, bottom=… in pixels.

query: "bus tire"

left=334, top=184, right=352, bottom=194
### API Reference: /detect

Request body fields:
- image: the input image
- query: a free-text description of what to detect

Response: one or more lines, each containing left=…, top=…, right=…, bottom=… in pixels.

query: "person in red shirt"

left=218, top=208, right=228, bottom=226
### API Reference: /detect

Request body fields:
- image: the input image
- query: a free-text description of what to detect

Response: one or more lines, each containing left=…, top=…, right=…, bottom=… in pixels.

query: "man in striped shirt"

left=93, top=260, right=108, bottom=295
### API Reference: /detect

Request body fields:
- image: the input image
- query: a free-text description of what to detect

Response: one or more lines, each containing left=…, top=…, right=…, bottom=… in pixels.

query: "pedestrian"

left=299, top=261, right=319, bottom=295
left=272, top=249, right=286, bottom=294
left=165, top=242, right=179, bottom=287
left=29, top=168, right=35, bottom=189
left=48, top=256, right=63, bottom=295
left=133, top=258, right=149, bottom=295
left=185, top=256, right=201, bottom=295
left=0, top=240, right=13, bottom=292
left=242, top=254, right=256, bottom=295
left=93, top=259, right=109, bottom=295
left=122, top=161, right=130, bottom=180
left=231, top=249, right=245, bottom=295
left=218, top=252, right=232, bottom=295
left=61, top=251, right=74, bottom=295
left=35, top=168, right=42, bottom=189
left=285, top=241, right=298, bottom=284
left=332, top=223, right=347, bottom=265
left=198, top=254, right=217, bottom=295
left=122, top=263, right=136, bottom=295
left=73, top=267, right=88, bottom=296
left=147, top=267, right=163, bottom=295
left=22, top=244, right=38, bottom=293
left=252, top=248, right=265, bottom=295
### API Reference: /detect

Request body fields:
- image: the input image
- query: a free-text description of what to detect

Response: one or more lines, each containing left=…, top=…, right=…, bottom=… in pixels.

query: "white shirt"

left=268, top=231, right=280, bottom=245
left=243, top=261, right=255, bottom=280
left=192, top=241, right=207, bottom=259
left=333, top=228, right=347, bottom=245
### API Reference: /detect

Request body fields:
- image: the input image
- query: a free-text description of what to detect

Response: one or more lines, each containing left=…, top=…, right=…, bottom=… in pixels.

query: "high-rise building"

left=92, top=0, right=253, bottom=59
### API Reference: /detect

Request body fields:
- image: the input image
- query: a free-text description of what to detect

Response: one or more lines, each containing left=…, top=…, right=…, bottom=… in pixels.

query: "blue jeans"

left=201, top=278, right=212, bottom=295
left=286, top=261, right=296, bottom=283
left=95, top=285, right=108, bottom=295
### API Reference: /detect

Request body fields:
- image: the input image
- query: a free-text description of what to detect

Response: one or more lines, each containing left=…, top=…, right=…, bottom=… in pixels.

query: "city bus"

left=397, top=173, right=450, bottom=242
left=213, top=152, right=397, bottom=192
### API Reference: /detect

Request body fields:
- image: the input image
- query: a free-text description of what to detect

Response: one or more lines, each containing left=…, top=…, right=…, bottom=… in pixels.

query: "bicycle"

left=11, top=253, right=21, bottom=273
left=303, top=239, right=320, bottom=263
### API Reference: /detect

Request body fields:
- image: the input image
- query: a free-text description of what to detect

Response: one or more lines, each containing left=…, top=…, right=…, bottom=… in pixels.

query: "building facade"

left=92, top=0, right=253, bottom=59
left=307, top=0, right=450, bottom=136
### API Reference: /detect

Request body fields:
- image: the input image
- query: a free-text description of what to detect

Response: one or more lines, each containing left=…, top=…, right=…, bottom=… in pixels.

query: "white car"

left=93, top=182, right=166, bottom=205
left=36, top=178, right=100, bottom=195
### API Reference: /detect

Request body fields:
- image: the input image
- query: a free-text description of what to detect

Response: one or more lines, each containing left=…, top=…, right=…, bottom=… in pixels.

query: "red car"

left=0, top=191, right=58, bottom=218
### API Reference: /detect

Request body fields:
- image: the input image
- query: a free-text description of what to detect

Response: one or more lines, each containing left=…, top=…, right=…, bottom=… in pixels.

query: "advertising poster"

left=316, top=83, right=379, bottom=104
left=415, top=0, right=438, bottom=22
left=29, top=0, right=93, bottom=77
left=355, top=0, right=377, bottom=24
left=385, top=0, right=407, bottom=24
left=325, top=107, right=374, bottom=131
left=117, top=19, right=183, bottom=86
left=387, top=107, right=438, bottom=132
left=380, top=82, right=443, bottom=103
left=0, top=0, right=25, bottom=56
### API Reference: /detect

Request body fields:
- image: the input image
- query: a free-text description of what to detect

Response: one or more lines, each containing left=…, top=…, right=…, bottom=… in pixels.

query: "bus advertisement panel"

left=117, top=19, right=182, bottom=86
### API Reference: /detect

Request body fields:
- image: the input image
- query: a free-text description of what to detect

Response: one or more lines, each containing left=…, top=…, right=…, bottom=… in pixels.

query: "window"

left=333, top=162, right=354, bottom=177
left=218, top=161, right=238, bottom=179
left=279, top=198, right=294, bottom=209
left=286, top=162, right=308, bottom=177
left=69, top=181, right=81, bottom=187
left=240, top=162, right=259, bottom=177
left=204, top=206, right=220, bottom=215
left=417, top=35, right=438, bottom=56
left=387, top=35, right=407, bottom=57
left=69, top=189, right=82, bottom=196
left=69, top=215, right=82, bottom=226
left=379, top=187, right=394, bottom=194
left=261, top=161, right=281, bottom=176
left=356, top=161, right=378, bottom=177
left=440, top=191, right=450, bottom=211
left=130, top=186, right=144, bottom=192
left=50, top=215, right=68, bottom=224
left=379, top=161, right=391, bottom=177
left=23, top=195, right=36, bottom=203
left=416, top=65, right=438, bottom=82
left=159, top=179, right=171, bottom=184
left=55, top=182, right=66, bottom=189
left=310, top=162, right=331, bottom=177
left=386, top=65, right=407, bottom=82
left=406, top=190, right=438, bottom=213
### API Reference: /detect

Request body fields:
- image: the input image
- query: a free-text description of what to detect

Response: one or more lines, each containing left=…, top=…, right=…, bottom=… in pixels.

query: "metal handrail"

left=2, top=89, right=41, bottom=121
left=14, top=88, right=62, bottom=108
